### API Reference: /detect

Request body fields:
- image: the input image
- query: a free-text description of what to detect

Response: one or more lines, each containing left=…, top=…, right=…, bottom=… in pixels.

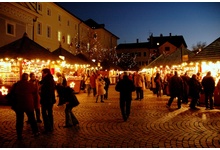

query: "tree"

left=117, top=53, right=137, bottom=70
left=192, top=42, right=206, bottom=54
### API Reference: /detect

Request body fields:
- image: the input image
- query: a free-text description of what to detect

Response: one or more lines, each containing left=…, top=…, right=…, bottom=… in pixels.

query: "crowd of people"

left=6, top=68, right=220, bottom=140
left=7, top=68, right=79, bottom=140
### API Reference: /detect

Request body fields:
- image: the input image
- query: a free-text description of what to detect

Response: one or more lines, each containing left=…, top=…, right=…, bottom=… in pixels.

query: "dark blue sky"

left=57, top=2, right=220, bottom=50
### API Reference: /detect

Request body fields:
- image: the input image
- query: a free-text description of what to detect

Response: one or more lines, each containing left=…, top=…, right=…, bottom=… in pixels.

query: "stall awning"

left=100, top=59, right=123, bottom=71
left=0, top=33, right=58, bottom=61
left=189, top=37, right=220, bottom=62
left=147, top=48, right=194, bottom=68
left=52, top=46, right=96, bottom=67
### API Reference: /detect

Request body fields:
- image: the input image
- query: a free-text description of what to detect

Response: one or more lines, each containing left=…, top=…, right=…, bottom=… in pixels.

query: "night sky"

left=57, top=2, right=220, bottom=50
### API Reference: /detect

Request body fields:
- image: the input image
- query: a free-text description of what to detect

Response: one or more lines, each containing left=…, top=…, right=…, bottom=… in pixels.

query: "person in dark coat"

left=154, top=73, right=163, bottom=97
left=39, top=68, right=56, bottom=134
left=189, top=74, right=202, bottom=109
left=13, top=73, right=39, bottom=140
left=115, top=72, right=136, bottom=121
left=103, top=75, right=111, bottom=100
left=27, top=72, right=42, bottom=123
left=180, top=72, right=190, bottom=104
left=166, top=71, right=184, bottom=109
left=201, top=71, right=215, bottom=109
left=62, top=86, right=79, bottom=127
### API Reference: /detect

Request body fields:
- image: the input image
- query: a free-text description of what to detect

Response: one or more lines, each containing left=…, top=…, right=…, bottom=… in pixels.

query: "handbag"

left=71, top=93, right=80, bottom=107
left=65, top=87, right=80, bottom=107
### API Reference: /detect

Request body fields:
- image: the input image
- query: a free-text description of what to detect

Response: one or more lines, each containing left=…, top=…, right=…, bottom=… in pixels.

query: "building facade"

left=0, top=2, right=118, bottom=59
left=116, top=33, right=187, bottom=70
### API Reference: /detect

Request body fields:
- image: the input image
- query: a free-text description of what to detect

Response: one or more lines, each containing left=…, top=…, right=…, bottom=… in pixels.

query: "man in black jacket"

left=201, top=71, right=215, bottom=109
left=166, top=71, right=184, bottom=109
left=39, top=68, right=56, bottom=134
left=115, top=72, right=135, bottom=121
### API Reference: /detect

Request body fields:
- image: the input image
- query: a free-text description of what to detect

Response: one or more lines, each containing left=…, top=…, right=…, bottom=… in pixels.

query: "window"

left=67, top=20, right=70, bottom=26
left=6, top=23, right=15, bottom=36
left=144, top=52, right=146, bottom=57
left=38, top=3, right=42, bottom=11
left=47, top=8, right=51, bottom=16
left=58, top=15, right=61, bottom=22
left=67, top=35, right=70, bottom=44
left=47, top=26, right=51, bottom=38
left=165, top=47, right=170, bottom=51
left=58, top=31, right=61, bottom=41
left=37, top=22, right=42, bottom=35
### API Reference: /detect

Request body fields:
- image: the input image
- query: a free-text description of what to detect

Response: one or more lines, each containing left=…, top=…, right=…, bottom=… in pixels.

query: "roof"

left=148, top=35, right=187, bottom=48
left=100, top=59, right=123, bottom=71
left=189, top=37, right=220, bottom=62
left=75, top=53, right=96, bottom=67
left=146, top=48, right=194, bottom=68
left=84, top=19, right=119, bottom=39
left=116, top=42, right=150, bottom=50
left=116, top=35, right=187, bottom=50
left=52, top=46, right=95, bottom=66
left=0, top=33, right=58, bottom=61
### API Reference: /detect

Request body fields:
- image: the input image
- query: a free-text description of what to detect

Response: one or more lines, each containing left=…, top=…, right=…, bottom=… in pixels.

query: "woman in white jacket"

left=96, top=74, right=106, bottom=103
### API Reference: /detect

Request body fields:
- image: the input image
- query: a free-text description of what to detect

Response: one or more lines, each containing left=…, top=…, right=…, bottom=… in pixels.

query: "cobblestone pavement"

left=1, top=85, right=220, bottom=148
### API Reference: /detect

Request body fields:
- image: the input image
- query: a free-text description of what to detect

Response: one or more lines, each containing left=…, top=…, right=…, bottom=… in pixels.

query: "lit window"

left=47, top=26, right=51, bottom=38
left=6, top=23, right=15, bottom=36
left=58, top=31, right=61, bottom=41
left=157, top=42, right=160, bottom=45
left=37, top=22, right=42, bottom=35
left=67, top=35, right=70, bottom=44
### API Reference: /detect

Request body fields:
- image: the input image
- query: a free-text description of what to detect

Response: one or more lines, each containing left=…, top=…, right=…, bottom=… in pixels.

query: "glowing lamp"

left=0, top=86, right=8, bottom=95
left=70, top=82, right=75, bottom=88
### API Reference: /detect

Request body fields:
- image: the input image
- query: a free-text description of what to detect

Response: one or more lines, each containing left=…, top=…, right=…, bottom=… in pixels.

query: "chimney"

left=160, top=34, right=163, bottom=37
left=169, top=33, right=172, bottom=37
left=137, top=39, right=139, bottom=43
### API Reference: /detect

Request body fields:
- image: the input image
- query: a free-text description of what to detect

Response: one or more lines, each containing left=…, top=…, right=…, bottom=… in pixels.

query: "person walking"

left=96, top=74, right=106, bottom=103
left=39, top=68, right=56, bottom=134
left=13, top=73, right=40, bottom=140
left=134, top=72, right=144, bottom=100
left=154, top=73, right=163, bottom=97
left=115, top=72, right=136, bottom=121
left=181, top=72, right=190, bottom=104
left=90, top=71, right=97, bottom=97
left=62, top=86, right=79, bottom=128
left=85, top=74, right=91, bottom=96
left=28, top=72, right=42, bottom=123
left=201, top=71, right=215, bottom=109
left=166, top=71, right=184, bottom=109
left=189, top=74, right=202, bottom=109
left=103, top=75, right=110, bottom=100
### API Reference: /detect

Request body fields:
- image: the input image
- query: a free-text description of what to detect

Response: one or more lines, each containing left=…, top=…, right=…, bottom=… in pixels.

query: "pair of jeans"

left=205, top=92, right=214, bottom=108
left=120, top=99, right=131, bottom=120
left=65, top=104, right=79, bottom=126
left=16, top=110, right=39, bottom=137
left=167, top=95, right=181, bottom=108
left=136, top=87, right=143, bottom=99
left=41, top=104, right=54, bottom=131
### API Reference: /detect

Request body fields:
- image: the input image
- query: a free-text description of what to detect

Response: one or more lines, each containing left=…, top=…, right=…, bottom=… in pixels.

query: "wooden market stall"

left=146, top=48, right=195, bottom=76
left=0, top=33, right=60, bottom=104
left=189, top=37, right=220, bottom=105
left=52, top=46, right=96, bottom=93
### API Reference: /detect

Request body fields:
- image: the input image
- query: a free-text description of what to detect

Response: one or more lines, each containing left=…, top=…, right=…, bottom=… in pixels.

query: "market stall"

left=0, top=33, right=60, bottom=104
